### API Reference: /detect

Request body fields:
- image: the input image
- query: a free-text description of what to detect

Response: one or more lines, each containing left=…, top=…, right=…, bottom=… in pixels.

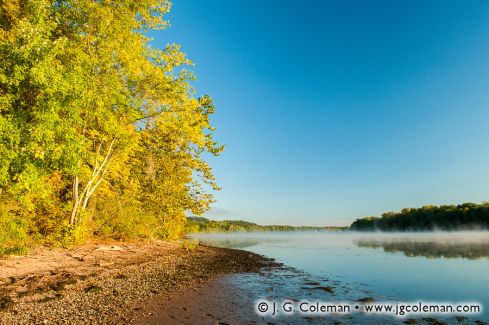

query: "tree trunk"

left=69, top=139, right=115, bottom=226
left=70, top=176, right=79, bottom=225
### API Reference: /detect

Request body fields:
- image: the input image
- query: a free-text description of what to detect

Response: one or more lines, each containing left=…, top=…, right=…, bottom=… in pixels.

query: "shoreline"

left=129, top=274, right=264, bottom=324
left=0, top=241, right=278, bottom=324
left=2, top=239, right=482, bottom=325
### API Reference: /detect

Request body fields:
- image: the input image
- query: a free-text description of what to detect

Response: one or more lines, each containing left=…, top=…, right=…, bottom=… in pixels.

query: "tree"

left=0, top=0, right=222, bottom=248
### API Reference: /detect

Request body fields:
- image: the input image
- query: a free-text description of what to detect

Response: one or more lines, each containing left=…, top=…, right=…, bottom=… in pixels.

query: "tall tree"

left=0, top=0, right=222, bottom=246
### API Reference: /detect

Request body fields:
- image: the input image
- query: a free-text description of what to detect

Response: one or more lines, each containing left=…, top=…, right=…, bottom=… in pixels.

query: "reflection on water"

left=355, top=235, right=489, bottom=260
left=191, top=231, right=489, bottom=321
left=197, top=238, right=260, bottom=249
left=222, top=267, right=396, bottom=324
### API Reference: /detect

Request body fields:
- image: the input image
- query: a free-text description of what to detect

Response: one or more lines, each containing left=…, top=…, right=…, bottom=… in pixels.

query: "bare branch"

left=92, top=141, right=103, bottom=178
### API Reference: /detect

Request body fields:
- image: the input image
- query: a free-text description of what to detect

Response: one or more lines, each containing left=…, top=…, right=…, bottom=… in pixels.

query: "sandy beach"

left=0, top=241, right=278, bottom=324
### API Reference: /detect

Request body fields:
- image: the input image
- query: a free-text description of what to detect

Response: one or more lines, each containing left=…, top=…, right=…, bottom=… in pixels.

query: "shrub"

left=0, top=209, right=29, bottom=256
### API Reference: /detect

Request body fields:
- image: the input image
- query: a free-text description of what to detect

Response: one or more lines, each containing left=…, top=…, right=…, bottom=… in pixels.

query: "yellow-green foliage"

left=0, top=0, right=222, bottom=252
left=181, top=239, right=198, bottom=252
left=0, top=200, right=29, bottom=255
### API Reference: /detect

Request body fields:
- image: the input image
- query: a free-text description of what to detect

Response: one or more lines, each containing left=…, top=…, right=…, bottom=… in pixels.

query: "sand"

left=0, top=241, right=277, bottom=324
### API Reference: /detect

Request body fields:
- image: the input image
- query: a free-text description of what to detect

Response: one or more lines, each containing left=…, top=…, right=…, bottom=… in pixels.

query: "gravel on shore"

left=0, top=241, right=277, bottom=324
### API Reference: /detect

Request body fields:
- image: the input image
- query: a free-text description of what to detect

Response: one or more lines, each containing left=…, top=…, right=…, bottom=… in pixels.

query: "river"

left=191, top=231, right=489, bottom=324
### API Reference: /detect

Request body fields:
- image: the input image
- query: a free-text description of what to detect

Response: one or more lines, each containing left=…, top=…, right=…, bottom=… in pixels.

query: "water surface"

left=191, top=231, right=489, bottom=322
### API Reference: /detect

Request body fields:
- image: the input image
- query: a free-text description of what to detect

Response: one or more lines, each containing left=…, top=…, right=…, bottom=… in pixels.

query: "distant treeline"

left=350, top=203, right=489, bottom=231
left=185, top=217, right=348, bottom=233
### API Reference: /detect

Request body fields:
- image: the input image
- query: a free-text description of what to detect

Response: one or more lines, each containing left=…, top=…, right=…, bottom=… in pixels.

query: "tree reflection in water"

left=355, top=237, right=489, bottom=260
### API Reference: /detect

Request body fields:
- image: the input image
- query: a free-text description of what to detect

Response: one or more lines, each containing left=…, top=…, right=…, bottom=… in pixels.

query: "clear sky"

left=151, top=0, right=489, bottom=226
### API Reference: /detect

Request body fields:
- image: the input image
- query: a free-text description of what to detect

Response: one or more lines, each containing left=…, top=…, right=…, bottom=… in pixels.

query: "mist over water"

left=191, top=231, right=489, bottom=321
left=354, top=231, right=489, bottom=260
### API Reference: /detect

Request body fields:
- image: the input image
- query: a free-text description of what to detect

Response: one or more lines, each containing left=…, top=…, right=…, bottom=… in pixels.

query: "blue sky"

left=151, top=0, right=489, bottom=226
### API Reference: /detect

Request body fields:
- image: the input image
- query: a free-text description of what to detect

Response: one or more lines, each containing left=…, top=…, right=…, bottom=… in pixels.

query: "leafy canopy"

left=0, top=0, right=222, bottom=249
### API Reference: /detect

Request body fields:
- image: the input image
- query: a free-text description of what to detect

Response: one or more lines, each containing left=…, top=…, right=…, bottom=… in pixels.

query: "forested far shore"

left=350, top=202, right=489, bottom=231
left=185, top=217, right=348, bottom=233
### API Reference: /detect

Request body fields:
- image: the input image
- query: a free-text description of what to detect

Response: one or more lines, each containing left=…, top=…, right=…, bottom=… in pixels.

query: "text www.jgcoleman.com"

left=255, top=300, right=482, bottom=318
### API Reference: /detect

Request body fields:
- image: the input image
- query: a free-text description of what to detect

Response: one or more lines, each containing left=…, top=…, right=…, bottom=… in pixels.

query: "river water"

left=191, top=231, right=489, bottom=324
